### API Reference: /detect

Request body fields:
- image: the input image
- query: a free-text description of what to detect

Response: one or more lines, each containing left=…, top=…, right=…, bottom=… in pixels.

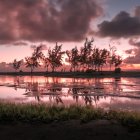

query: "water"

left=0, top=76, right=140, bottom=111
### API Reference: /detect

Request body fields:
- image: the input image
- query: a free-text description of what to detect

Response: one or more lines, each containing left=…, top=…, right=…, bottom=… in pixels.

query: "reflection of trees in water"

left=23, top=77, right=64, bottom=104
left=82, top=95, right=92, bottom=105
left=14, top=76, right=19, bottom=90
left=47, top=84, right=63, bottom=104
left=25, top=82, right=42, bottom=102
left=113, top=77, right=123, bottom=94
left=11, top=76, right=125, bottom=105
left=13, top=76, right=24, bottom=90
left=82, top=95, right=100, bottom=106
left=49, top=95, right=63, bottom=104
left=71, top=87, right=80, bottom=104
left=69, top=87, right=104, bottom=107
left=22, top=78, right=111, bottom=106
left=91, top=77, right=123, bottom=95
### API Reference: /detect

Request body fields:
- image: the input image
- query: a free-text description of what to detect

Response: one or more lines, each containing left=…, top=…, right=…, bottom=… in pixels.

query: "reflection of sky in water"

left=0, top=76, right=140, bottom=111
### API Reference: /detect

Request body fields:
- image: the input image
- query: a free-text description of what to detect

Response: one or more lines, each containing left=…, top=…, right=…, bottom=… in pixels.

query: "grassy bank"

left=0, top=103, right=140, bottom=129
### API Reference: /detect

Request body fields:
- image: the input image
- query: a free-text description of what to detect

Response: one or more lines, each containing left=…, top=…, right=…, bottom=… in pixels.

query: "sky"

left=0, top=0, right=140, bottom=70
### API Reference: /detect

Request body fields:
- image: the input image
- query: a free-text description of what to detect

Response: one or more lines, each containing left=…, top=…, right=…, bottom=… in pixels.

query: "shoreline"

left=0, top=103, right=139, bottom=127
left=0, top=71, right=140, bottom=78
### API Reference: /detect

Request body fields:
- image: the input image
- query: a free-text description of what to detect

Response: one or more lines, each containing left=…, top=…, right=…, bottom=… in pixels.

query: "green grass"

left=0, top=102, right=140, bottom=129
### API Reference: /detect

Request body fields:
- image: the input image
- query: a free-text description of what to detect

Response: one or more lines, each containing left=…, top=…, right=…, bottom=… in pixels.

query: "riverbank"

left=0, top=103, right=140, bottom=127
left=0, top=103, right=140, bottom=140
left=0, top=71, right=140, bottom=78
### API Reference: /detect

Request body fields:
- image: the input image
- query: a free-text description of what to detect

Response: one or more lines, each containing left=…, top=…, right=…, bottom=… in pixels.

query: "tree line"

left=13, top=38, right=122, bottom=73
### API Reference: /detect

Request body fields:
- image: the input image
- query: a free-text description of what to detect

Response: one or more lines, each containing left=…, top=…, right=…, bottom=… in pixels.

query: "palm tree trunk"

left=74, top=66, right=75, bottom=72
left=31, top=67, right=33, bottom=73
left=110, top=63, right=112, bottom=71
left=52, top=66, right=55, bottom=72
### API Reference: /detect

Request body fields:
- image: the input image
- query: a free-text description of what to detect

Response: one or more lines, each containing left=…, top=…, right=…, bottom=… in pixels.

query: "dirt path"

left=0, top=120, right=139, bottom=140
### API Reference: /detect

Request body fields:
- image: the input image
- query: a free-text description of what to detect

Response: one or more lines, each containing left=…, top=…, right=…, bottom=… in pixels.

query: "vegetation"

left=13, top=59, right=23, bottom=72
left=13, top=38, right=122, bottom=73
left=66, top=46, right=79, bottom=72
left=0, top=102, right=139, bottom=129
left=47, top=43, right=65, bottom=72
left=25, top=45, right=44, bottom=73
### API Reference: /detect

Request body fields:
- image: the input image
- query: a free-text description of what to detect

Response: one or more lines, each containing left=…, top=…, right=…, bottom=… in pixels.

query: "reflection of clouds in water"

left=100, top=97, right=140, bottom=111
left=0, top=76, right=140, bottom=111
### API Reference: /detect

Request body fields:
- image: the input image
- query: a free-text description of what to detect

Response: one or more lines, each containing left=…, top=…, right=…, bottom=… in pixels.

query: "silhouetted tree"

left=32, top=44, right=45, bottom=62
left=92, top=48, right=101, bottom=71
left=43, top=57, right=50, bottom=72
left=13, top=59, right=23, bottom=72
left=25, top=56, right=40, bottom=73
left=108, top=45, right=117, bottom=71
left=25, top=45, right=45, bottom=73
left=98, top=49, right=109, bottom=71
left=79, top=38, right=94, bottom=70
left=14, top=39, right=123, bottom=73
left=114, top=55, right=122, bottom=69
left=66, top=47, right=79, bottom=72
left=48, top=43, right=65, bottom=72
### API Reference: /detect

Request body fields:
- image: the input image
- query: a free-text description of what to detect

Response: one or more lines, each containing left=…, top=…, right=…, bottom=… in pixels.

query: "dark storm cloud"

left=0, top=0, right=103, bottom=44
left=97, top=6, right=140, bottom=38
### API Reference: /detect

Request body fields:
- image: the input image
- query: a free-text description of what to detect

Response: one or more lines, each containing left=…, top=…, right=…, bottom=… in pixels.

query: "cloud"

left=124, top=47, right=140, bottom=64
left=124, top=38, right=140, bottom=64
left=0, top=0, right=103, bottom=44
left=135, top=6, right=140, bottom=17
left=125, top=49, right=133, bottom=54
left=97, top=6, right=140, bottom=38
left=30, top=44, right=48, bottom=50
left=129, top=38, right=140, bottom=47
left=12, top=41, right=28, bottom=46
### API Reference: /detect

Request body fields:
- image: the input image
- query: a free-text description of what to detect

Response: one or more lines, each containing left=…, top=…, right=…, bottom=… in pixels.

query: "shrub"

left=114, top=68, right=121, bottom=73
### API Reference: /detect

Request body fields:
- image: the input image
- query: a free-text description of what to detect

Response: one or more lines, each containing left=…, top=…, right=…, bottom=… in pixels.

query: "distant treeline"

left=13, top=38, right=122, bottom=73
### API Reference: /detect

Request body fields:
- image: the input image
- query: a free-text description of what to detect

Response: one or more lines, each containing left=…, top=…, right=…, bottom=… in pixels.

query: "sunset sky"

left=0, top=0, right=140, bottom=70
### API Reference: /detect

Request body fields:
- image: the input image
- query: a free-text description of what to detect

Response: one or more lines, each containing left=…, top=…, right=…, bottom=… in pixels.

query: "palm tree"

left=90, top=47, right=109, bottom=72
left=25, top=56, right=40, bottom=73
left=79, top=38, right=94, bottom=70
left=92, top=48, right=101, bottom=71
left=114, top=55, right=122, bottom=69
left=32, top=44, right=45, bottom=63
left=13, top=59, right=23, bottom=72
left=66, top=47, right=79, bottom=72
left=98, top=49, right=109, bottom=71
left=108, top=45, right=116, bottom=71
left=48, top=43, right=65, bottom=72
left=25, top=45, right=45, bottom=73
left=43, top=57, right=50, bottom=72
